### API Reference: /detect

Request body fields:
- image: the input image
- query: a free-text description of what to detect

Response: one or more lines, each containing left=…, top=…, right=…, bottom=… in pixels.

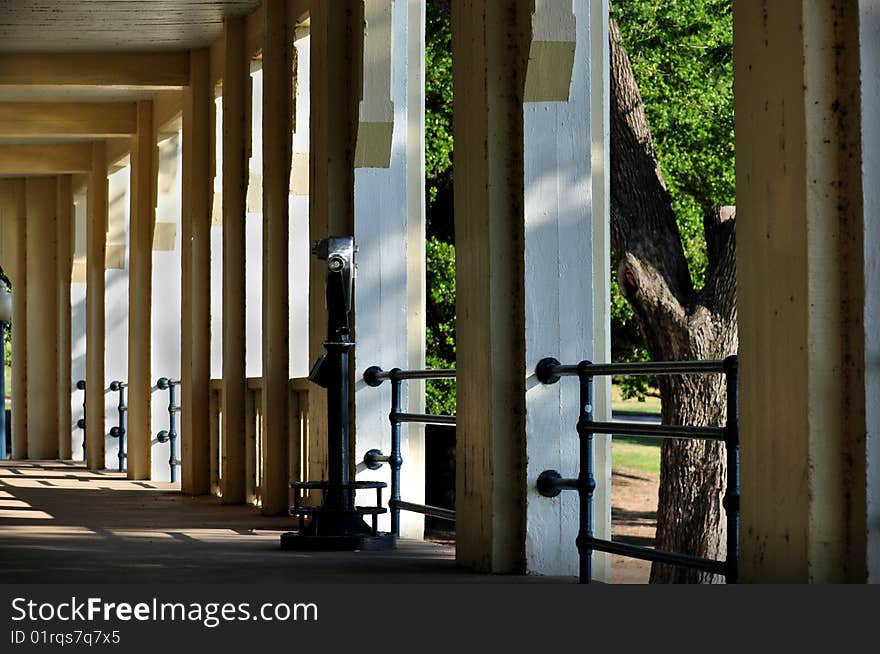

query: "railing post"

left=389, top=372, right=403, bottom=537
left=109, top=381, right=127, bottom=472
left=722, top=355, right=740, bottom=584
left=156, top=377, right=180, bottom=482
left=576, top=361, right=596, bottom=584
left=75, top=379, right=86, bottom=456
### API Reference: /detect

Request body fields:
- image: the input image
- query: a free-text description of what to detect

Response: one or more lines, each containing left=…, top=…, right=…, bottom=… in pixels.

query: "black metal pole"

left=576, top=362, right=596, bottom=584
left=76, top=379, right=86, bottom=456
left=389, top=375, right=403, bottom=537
left=109, top=381, right=127, bottom=472
left=723, top=355, right=740, bottom=583
left=281, top=237, right=393, bottom=551
left=168, top=382, right=178, bottom=482
left=156, top=378, right=180, bottom=482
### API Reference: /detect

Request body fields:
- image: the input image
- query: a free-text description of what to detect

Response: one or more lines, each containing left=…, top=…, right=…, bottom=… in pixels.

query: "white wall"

left=70, top=194, right=88, bottom=461
left=149, top=133, right=183, bottom=481
left=353, top=0, right=424, bottom=538
left=522, top=0, right=610, bottom=579
left=103, top=166, right=130, bottom=472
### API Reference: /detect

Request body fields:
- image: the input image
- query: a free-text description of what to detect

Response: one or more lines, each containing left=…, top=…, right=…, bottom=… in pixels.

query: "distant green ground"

left=612, top=436, right=661, bottom=477
left=611, top=384, right=661, bottom=415
left=611, top=385, right=661, bottom=476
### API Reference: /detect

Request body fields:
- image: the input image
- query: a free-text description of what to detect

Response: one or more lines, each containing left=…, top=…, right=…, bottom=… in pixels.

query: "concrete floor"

left=0, top=461, right=568, bottom=583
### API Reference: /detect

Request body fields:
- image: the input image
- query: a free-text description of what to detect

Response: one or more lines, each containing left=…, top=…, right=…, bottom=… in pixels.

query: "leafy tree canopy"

left=611, top=0, right=734, bottom=397
left=421, top=0, right=735, bottom=408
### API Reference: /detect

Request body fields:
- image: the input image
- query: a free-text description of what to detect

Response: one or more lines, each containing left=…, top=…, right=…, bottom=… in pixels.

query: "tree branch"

left=609, top=17, right=694, bottom=325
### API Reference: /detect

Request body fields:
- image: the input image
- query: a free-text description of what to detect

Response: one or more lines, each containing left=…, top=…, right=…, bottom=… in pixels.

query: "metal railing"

left=362, top=366, right=457, bottom=535
left=75, top=379, right=86, bottom=455
left=108, top=381, right=127, bottom=472
left=534, top=356, right=739, bottom=584
left=155, top=377, right=181, bottom=482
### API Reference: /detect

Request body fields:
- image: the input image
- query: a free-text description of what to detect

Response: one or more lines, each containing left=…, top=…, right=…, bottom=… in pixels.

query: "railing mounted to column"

left=108, top=381, right=127, bottom=472
left=75, top=379, right=86, bottom=455
left=155, top=377, right=181, bottom=482
left=362, top=366, right=457, bottom=536
left=534, top=356, right=739, bottom=584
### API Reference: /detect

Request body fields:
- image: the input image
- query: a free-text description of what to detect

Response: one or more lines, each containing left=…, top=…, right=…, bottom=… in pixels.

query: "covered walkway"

left=0, top=461, right=566, bottom=584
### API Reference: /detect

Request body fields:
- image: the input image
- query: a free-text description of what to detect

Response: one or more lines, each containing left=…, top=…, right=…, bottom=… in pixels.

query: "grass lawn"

left=611, top=384, right=661, bottom=476
left=611, top=384, right=661, bottom=416
left=612, top=436, right=660, bottom=477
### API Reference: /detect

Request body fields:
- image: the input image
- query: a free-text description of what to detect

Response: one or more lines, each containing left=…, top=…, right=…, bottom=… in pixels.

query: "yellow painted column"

left=6, top=180, right=27, bottom=460
left=127, top=100, right=156, bottom=480
left=450, top=0, right=532, bottom=574
left=25, top=177, right=59, bottom=460
left=181, top=48, right=213, bottom=496
left=56, top=175, right=74, bottom=460
left=735, top=0, right=878, bottom=582
left=260, top=0, right=293, bottom=515
left=86, top=144, right=107, bottom=469
left=306, top=0, right=359, bottom=489
left=221, top=16, right=249, bottom=503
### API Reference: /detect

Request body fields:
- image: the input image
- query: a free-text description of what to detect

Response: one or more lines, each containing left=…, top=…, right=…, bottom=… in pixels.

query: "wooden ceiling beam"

left=0, top=102, right=138, bottom=137
left=0, top=143, right=94, bottom=174
left=0, top=53, right=190, bottom=88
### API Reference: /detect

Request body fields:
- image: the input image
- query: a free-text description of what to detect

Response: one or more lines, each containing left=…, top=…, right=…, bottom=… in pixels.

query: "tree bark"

left=609, top=18, right=737, bottom=583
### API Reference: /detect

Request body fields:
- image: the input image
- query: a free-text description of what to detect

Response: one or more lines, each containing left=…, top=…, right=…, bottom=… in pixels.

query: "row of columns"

left=0, top=177, right=74, bottom=462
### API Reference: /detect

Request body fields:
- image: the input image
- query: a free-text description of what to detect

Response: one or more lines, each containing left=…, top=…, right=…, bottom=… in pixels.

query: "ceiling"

left=0, top=1, right=262, bottom=53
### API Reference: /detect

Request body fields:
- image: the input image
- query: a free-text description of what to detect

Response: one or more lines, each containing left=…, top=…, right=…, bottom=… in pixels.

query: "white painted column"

left=86, top=144, right=108, bottom=470
left=523, top=0, right=608, bottom=579
left=70, top=190, right=87, bottom=462
left=589, top=0, right=613, bottom=583
left=404, top=0, right=427, bottom=539
left=103, top=166, right=130, bottom=471
left=150, top=131, right=183, bottom=482
left=290, top=32, right=311, bottom=380
left=352, top=0, right=425, bottom=539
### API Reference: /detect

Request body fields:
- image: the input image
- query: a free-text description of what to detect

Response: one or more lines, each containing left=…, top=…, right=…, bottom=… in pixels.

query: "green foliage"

left=426, top=237, right=456, bottom=415
left=613, top=0, right=734, bottom=286
left=425, top=1, right=457, bottom=415
left=424, top=1, right=454, bottom=240
left=611, top=0, right=734, bottom=385
left=425, top=1, right=453, bottom=215
left=420, top=1, right=735, bottom=408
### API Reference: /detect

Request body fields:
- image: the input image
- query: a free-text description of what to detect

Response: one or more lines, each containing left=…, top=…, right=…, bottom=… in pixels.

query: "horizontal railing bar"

left=390, top=368, right=456, bottom=381
left=394, top=412, right=456, bottom=426
left=390, top=500, right=456, bottom=522
left=582, top=537, right=727, bottom=576
left=364, top=366, right=456, bottom=385
left=550, top=360, right=727, bottom=377
left=587, top=420, right=726, bottom=441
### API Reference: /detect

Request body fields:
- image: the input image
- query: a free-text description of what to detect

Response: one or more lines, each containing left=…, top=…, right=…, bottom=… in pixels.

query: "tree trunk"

left=609, top=18, right=737, bottom=583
